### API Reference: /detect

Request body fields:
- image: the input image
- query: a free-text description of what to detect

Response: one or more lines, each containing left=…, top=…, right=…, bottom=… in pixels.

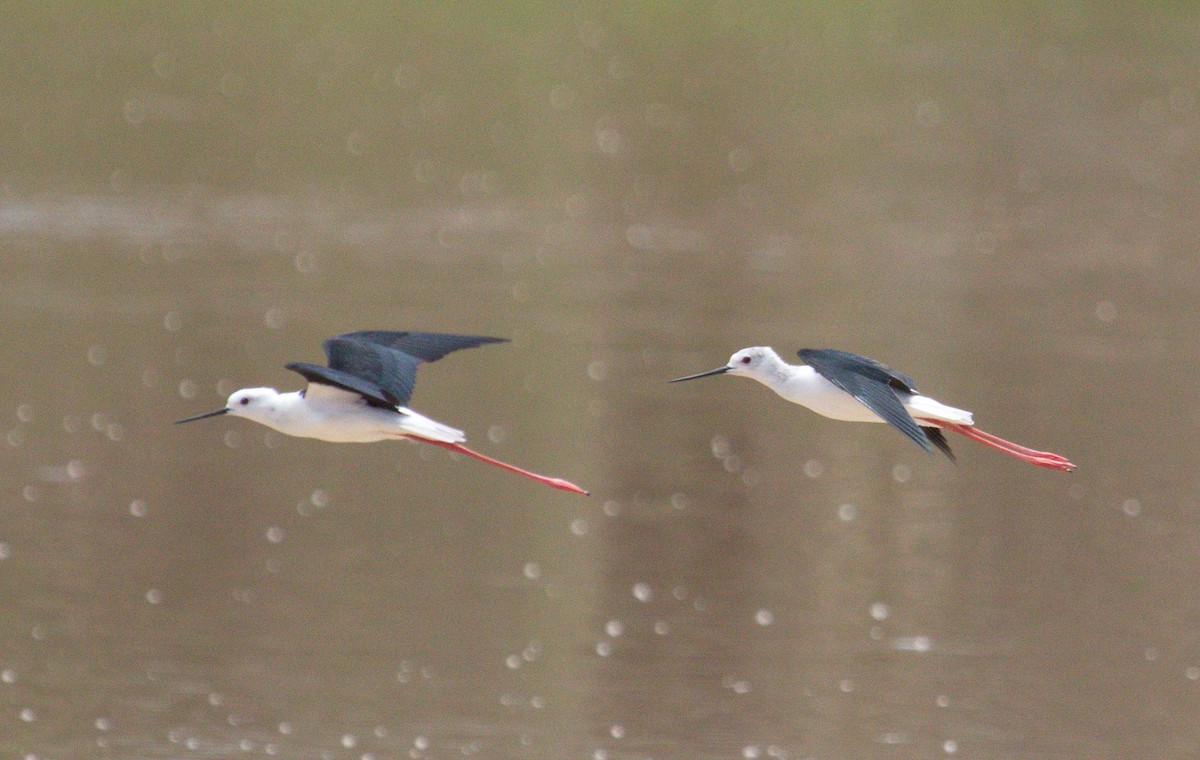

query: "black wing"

left=797, top=348, right=936, bottom=455
left=921, top=425, right=955, bottom=461
left=286, top=331, right=507, bottom=408
left=335, top=331, right=508, bottom=363
left=285, top=362, right=397, bottom=407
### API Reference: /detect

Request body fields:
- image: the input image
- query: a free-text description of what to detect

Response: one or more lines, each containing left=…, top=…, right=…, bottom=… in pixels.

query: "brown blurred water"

left=3, top=4, right=1200, bottom=759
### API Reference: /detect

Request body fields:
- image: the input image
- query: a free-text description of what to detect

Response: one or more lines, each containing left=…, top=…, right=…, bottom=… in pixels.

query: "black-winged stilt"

left=669, top=347, right=1075, bottom=472
left=177, top=330, right=590, bottom=494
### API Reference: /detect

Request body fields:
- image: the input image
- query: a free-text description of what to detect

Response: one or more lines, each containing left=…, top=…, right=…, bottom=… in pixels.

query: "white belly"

left=773, top=371, right=973, bottom=426
left=272, top=403, right=465, bottom=444
left=779, top=377, right=884, bottom=422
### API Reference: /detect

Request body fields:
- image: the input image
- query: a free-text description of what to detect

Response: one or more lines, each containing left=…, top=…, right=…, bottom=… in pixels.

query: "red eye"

left=740, top=356, right=751, bottom=364
left=239, top=397, right=250, bottom=405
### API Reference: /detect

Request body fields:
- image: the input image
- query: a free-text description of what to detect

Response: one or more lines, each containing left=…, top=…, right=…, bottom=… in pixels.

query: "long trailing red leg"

left=921, top=420, right=1075, bottom=472
left=952, top=425, right=1073, bottom=461
left=414, top=438, right=590, bottom=495
left=953, top=426, right=1073, bottom=469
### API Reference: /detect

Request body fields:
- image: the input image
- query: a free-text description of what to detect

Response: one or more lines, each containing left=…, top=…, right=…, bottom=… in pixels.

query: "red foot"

left=922, top=420, right=1075, bottom=472
left=415, top=438, right=590, bottom=495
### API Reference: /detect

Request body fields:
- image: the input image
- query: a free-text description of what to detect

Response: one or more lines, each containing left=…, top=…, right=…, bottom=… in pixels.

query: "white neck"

left=744, top=348, right=796, bottom=388
left=240, top=390, right=309, bottom=434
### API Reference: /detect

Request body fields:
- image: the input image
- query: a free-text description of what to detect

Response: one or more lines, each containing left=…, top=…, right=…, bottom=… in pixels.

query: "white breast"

left=773, top=367, right=889, bottom=422
left=770, top=366, right=974, bottom=425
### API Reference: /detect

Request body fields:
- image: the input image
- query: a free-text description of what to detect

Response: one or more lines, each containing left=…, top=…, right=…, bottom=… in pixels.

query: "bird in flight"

left=670, top=346, right=1074, bottom=471
left=177, top=330, right=589, bottom=494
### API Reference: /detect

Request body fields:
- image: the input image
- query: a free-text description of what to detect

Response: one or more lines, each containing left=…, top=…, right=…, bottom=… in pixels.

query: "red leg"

left=921, top=420, right=1075, bottom=472
left=414, top=438, right=590, bottom=495
left=951, top=425, right=1072, bottom=461
left=954, top=426, right=1074, bottom=470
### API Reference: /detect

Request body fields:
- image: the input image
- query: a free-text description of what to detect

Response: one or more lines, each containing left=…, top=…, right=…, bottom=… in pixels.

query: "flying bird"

left=177, top=331, right=589, bottom=494
left=670, top=346, right=1074, bottom=471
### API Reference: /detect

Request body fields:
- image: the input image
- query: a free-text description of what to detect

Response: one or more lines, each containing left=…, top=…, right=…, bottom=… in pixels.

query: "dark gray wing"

left=921, top=425, right=955, bottom=461
left=286, top=331, right=507, bottom=408
left=334, top=331, right=507, bottom=363
left=797, top=348, right=934, bottom=454
left=285, top=362, right=396, bottom=406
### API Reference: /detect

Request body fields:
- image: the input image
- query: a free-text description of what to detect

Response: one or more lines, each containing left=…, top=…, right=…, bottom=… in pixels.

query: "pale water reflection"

left=4, top=4, right=1200, bottom=760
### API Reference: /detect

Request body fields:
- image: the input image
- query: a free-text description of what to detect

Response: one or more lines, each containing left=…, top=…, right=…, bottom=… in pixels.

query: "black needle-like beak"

left=175, top=407, right=230, bottom=424
left=668, top=366, right=730, bottom=383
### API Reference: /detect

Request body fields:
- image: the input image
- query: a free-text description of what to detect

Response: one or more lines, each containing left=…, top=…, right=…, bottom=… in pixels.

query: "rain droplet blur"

left=178, top=379, right=198, bottom=399
left=727, top=147, right=752, bottom=173
left=893, top=635, right=933, bottom=653
left=1094, top=301, right=1118, bottom=323
left=549, top=84, right=575, bottom=111
left=915, top=99, right=943, bottom=126
left=263, top=308, right=286, bottom=330
left=595, top=127, right=622, bottom=156
left=345, top=130, right=368, bottom=156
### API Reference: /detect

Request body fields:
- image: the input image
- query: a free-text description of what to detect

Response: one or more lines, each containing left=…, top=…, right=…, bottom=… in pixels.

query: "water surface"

left=3, top=4, right=1200, bottom=759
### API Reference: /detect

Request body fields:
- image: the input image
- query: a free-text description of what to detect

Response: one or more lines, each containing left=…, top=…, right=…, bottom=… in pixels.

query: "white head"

left=176, top=387, right=283, bottom=426
left=723, top=346, right=784, bottom=378
left=223, top=387, right=284, bottom=420
left=668, top=346, right=785, bottom=384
